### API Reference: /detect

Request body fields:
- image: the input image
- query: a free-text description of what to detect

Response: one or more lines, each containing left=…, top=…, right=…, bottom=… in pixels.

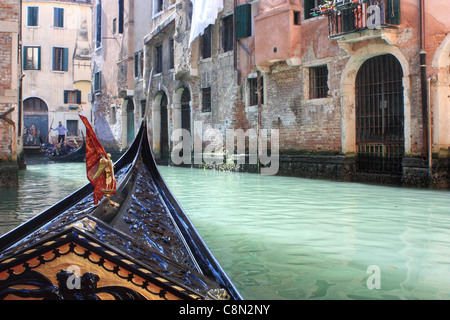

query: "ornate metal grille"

left=356, top=54, right=404, bottom=174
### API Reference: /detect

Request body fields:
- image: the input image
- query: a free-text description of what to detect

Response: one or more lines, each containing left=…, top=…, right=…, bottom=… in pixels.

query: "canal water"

left=0, top=161, right=449, bottom=300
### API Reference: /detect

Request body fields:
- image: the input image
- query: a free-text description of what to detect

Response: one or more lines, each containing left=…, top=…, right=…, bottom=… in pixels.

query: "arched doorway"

left=160, top=92, right=169, bottom=162
left=23, top=97, right=48, bottom=145
left=126, top=98, right=135, bottom=147
left=355, top=54, right=404, bottom=174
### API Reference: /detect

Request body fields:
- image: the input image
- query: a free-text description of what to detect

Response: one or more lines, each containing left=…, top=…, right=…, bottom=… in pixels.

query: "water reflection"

left=157, top=166, right=450, bottom=300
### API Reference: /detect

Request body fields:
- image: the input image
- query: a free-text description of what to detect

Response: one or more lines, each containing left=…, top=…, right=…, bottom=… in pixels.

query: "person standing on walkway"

left=51, top=121, right=70, bottom=144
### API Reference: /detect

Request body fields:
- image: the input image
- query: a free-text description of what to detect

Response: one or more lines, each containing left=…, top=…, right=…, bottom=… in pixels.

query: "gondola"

left=0, top=119, right=242, bottom=300
left=40, top=138, right=86, bottom=162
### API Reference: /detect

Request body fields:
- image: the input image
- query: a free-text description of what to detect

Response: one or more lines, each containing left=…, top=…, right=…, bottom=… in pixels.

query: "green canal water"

left=0, top=161, right=449, bottom=300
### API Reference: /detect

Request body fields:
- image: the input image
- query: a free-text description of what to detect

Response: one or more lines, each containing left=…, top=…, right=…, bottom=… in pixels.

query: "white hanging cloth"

left=188, top=0, right=224, bottom=45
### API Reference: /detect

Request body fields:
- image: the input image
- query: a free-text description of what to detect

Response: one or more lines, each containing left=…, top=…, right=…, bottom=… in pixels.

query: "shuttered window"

left=386, top=0, right=401, bottom=25
left=118, top=0, right=124, bottom=33
left=52, top=47, right=69, bottom=71
left=235, top=4, right=251, bottom=39
left=94, top=71, right=102, bottom=93
left=23, top=46, right=41, bottom=70
left=27, top=6, right=39, bottom=26
left=64, top=90, right=81, bottom=104
left=96, top=2, right=102, bottom=48
left=54, top=7, right=64, bottom=28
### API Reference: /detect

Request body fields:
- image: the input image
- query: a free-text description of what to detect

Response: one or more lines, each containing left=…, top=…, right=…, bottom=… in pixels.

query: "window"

left=66, top=120, right=78, bottom=136
left=52, top=47, right=69, bottom=71
left=64, top=90, right=81, bottom=104
left=309, top=65, right=328, bottom=99
left=118, top=0, right=124, bottom=33
left=293, top=11, right=301, bottom=25
left=201, top=87, right=211, bottom=112
left=94, top=71, right=102, bottom=93
left=23, top=46, right=41, bottom=70
left=304, top=0, right=325, bottom=20
left=113, top=18, right=117, bottom=34
left=96, top=2, right=102, bottom=48
left=169, top=38, right=174, bottom=70
left=154, top=0, right=163, bottom=15
left=134, top=51, right=143, bottom=78
left=111, top=105, right=117, bottom=124
left=27, top=6, right=39, bottom=27
left=248, top=77, right=264, bottom=106
left=222, top=15, right=234, bottom=52
left=155, top=44, right=163, bottom=74
left=54, top=8, right=64, bottom=28
left=200, top=25, right=212, bottom=59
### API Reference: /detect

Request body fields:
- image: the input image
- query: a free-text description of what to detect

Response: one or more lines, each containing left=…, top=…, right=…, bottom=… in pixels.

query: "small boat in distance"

left=40, top=137, right=86, bottom=162
left=0, top=119, right=242, bottom=300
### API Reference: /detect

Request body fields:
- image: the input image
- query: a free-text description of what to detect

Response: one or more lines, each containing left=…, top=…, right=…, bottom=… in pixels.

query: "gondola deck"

left=0, top=121, right=242, bottom=300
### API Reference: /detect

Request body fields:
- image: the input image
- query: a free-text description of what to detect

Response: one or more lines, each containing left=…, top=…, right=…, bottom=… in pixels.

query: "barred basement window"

left=309, top=65, right=328, bottom=99
left=202, top=87, right=211, bottom=112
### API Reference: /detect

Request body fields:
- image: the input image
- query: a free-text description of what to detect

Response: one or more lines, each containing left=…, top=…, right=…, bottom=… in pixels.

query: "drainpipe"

left=427, top=77, right=432, bottom=178
left=233, top=0, right=241, bottom=85
left=419, top=0, right=429, bottom=168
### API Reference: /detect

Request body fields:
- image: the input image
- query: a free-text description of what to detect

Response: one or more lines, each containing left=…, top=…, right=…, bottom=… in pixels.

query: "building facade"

left=0, top=0, right=23, bottom=187
left=21, top=0, right=92, bottom=148
left=95, top=0, right=450, bottom=189
left=90, top=0, right=135, bottom=151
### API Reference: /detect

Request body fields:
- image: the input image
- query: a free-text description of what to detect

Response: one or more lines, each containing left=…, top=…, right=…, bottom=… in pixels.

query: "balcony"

left=311, top=0, right=400, bottom=39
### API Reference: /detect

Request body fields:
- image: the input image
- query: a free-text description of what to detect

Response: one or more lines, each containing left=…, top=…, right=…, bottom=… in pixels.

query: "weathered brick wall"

left=0, top=0, right=20, bottom=186
left=263, top=62, right=342, bottom=153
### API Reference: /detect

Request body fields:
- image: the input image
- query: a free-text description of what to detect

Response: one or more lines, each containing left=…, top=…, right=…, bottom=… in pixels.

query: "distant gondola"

left=40, top=138, right=86, bottom=162
left=0, top=120, right=242, bottom=300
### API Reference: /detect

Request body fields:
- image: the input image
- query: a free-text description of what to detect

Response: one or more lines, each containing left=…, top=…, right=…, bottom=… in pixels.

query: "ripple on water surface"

left=1, top=163, right=449, bottom=300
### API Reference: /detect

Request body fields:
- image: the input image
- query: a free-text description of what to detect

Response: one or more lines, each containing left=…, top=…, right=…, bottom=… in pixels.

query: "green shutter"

left=37, top=47, right=41, bottom=70
left=76, top=91, right=81, bottom=104
left=63, top=48, right=69, bottom=71
left=28, top=7, right=38, bottom=26
left=64, top=90, right=68, bottom=103
left=387, top=0, right=401, bottom=25
left=23, top=46, right=28, bottom=70
left=304, top=0, right=314, bottom=20
left=235, top=4, right=251, bottom=39
left=52, top=47, right=56, bottom=70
